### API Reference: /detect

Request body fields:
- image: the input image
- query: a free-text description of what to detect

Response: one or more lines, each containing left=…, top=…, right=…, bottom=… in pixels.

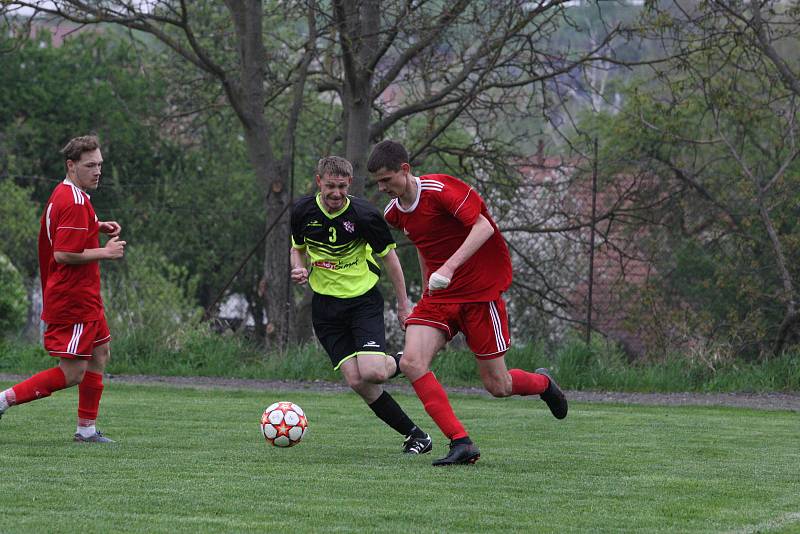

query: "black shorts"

left=311, top=286, right=387, bottom=370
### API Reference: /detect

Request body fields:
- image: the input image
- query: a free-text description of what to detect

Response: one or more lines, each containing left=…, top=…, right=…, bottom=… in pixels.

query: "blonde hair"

left=316, top=155, right=353, bottom=178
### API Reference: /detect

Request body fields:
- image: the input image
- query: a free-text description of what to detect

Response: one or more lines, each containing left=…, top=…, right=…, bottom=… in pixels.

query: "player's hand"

left=104, top=236, right=126, bottom=259
left=428, top=271, right=451, bottom=292
left=397, top=301, right=411, bottom=330
left=291, top=267, right=309, bottom=285
left=99, top=220, right=122, bottom=237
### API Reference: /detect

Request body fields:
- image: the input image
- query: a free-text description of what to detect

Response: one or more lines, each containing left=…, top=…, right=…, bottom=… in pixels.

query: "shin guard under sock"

left=11, top=367, right=67, bottom=405
left=367, top=390, right=416, bottom=436
left=509, top=368, right=549, bottom=396
left=78, top=371, right=104, bottom=423
left=411, top=372, right=468, bottom=441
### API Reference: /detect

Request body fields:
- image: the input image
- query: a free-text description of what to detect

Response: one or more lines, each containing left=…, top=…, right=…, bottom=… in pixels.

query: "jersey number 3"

left=328, top=226, right=337, bottom=243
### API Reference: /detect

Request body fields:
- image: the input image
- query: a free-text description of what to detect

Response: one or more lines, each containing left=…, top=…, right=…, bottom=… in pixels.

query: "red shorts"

left=43, top=316, right=111, bottom=359
left=406, top=297, right=510, bottom=359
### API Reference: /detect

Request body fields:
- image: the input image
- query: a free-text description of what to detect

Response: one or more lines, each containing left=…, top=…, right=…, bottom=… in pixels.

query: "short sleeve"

left=290, top=200, right=306, bottom=249
left=52, top=202, right=89, bottom=253
left=361, top=205, right=396, bottom=257
left=439, top=178, right=481, bottom=227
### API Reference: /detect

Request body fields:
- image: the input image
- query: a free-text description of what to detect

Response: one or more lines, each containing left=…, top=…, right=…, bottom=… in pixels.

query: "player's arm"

left=290, top=247, right=309, bottom=285
left=416, top=248, right=428, bottom=296
left=429, top=214, right=494, bottom=290
left=54, top=237, right=126, bottom=264
left=380, top=249, right=411, bottom=328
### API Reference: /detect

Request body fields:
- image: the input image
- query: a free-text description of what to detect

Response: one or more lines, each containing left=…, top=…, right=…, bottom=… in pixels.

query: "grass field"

left=0, top=382, right=798, bottom=533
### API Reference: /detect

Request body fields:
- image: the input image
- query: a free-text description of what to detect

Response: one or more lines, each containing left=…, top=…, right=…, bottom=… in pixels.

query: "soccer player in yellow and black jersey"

left=290, top=156, right=432, bottom=455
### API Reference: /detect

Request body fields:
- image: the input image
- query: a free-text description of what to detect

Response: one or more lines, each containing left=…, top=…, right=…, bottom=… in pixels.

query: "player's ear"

left=315, top=174, right=322, bottom=188
left=401, top=162, right=411, bottom=174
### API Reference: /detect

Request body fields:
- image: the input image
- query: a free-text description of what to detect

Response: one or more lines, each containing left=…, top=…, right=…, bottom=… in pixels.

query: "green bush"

left=0, top=339, right=50, bottom=373
left=0, top=253, right=27, bottom=336
left=1, top=323, right=798, bottom=393
left=102, top=243, right=201, bottom=361
left=0, top=181, right=39, bottom=278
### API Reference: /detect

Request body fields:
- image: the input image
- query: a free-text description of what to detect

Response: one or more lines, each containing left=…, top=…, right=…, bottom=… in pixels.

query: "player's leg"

left=75, top=318, right=114, bottom=442
left=349, top=288, right=432, bottom=453
left=349, top=286, right=400, bottom=382
left=340, top=356, right=432, bottom=454
left=0, top=323, right=89, bottom=419
left=312, top=292, right=431, bottom=454
left=466, top=299, right=567, bottom=419
left=0, top=361, right=77, bottom=416
left=403, top=316, right=479, bottom=465
left=352, top=352, right=396, bottom=383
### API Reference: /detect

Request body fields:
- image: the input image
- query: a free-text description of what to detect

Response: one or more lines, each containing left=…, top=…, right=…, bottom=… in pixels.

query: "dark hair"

left=316, top=155, right=353, bottom=178
left=61, top=135, right=100, bottom=162
left=367, top=140, right=409, bottom=173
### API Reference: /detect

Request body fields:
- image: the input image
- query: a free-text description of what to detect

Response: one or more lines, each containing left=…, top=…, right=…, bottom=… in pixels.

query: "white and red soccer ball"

left=261, top=401, right=308, bottom=447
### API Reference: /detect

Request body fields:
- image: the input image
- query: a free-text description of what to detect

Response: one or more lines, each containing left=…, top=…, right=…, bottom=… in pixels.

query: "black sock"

left=368, top=391, right=416, bottom=436
left=453, top=436, right=472, bottom=445
left=407, top=425, right=426, bottom=439
left=389, top=352, right=402, bottom=379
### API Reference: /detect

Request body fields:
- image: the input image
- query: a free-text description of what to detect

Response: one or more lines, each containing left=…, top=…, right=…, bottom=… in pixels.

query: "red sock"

left=510, top=369, right=549, bottom=396
left=78, top=371, right=104, bottom=423
left=411, top=372, right=468, bottom=441
left=11, top=367, right=67, bottom=405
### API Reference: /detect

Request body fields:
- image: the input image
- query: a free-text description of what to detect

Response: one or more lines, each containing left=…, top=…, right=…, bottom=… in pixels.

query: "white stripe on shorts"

left=68, top=323, right=84, bottom=354
left=489, top=301, right=507, bottom=352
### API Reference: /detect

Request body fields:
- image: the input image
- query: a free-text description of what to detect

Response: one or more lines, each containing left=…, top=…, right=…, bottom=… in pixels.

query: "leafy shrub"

left=0, top=253, right=27, bottom=336
left=102, top=243, right=201, bottom=362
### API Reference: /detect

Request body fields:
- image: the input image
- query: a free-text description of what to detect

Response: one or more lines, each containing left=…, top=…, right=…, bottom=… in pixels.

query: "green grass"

left=1, top=383, right=798, bottom=533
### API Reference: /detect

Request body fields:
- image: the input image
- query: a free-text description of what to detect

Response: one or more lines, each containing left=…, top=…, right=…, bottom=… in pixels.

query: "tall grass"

left=1, top=330, right=798, bottom=392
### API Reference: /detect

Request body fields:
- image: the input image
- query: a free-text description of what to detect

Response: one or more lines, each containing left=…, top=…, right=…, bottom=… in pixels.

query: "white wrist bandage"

left=428, top=272, right=451, bottom=291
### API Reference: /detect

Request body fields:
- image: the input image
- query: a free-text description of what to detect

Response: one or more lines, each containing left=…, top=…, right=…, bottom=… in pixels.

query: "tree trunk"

left=227, top=0, right=296, bottom=351
left=292, top=287, right=315, bottom=344
left=345, top=91, right=372, bottom=196
left=335, top=0, right=379, bottom=196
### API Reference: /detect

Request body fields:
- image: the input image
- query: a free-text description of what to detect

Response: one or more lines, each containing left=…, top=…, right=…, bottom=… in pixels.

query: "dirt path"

left=3, top=373, right=796, bottom=412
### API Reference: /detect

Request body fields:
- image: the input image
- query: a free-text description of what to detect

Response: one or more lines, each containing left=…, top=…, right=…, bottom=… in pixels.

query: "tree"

left=2, top=1, right=318, bottom=348
left=3, top=0, right=640, bottom=350
left=570, top=0, right=800, bottom=358
left=321, top=1, right=634, bottom=194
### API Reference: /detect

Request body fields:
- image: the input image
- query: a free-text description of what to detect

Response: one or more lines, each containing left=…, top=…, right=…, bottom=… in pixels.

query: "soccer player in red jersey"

left=0, top=136, right=126, bottom=442
left=367, top=140, right=568, bottom=466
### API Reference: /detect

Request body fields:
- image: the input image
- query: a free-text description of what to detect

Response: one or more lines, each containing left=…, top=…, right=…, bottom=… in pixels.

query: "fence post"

left=586, top=137, right=598, bottom=345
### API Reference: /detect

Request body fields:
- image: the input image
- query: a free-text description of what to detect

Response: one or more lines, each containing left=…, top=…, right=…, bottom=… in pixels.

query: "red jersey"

left=384, top=174, right=512, bottom=303
left=38, top=179, right=104, bottom=323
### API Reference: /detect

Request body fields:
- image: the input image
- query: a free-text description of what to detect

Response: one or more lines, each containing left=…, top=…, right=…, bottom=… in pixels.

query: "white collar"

left=395, top=176, right=421, bottom=213
left=63, top=177, right=90, bottom=197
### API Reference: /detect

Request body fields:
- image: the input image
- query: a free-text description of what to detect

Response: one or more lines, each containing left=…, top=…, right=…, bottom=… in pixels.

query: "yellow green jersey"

left=290, top=194, right=397, bottom=298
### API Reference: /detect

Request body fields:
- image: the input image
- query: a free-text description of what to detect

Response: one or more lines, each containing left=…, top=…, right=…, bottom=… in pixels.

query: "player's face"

left=67, top=149, right=103, bottom=191
left=372, top=164, right=409, bottom=199
left=316, top=173, right=352, bottom=213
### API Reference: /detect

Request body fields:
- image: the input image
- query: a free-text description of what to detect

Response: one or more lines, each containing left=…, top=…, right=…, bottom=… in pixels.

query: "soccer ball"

left=261, top=401, right=308, bottom=447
